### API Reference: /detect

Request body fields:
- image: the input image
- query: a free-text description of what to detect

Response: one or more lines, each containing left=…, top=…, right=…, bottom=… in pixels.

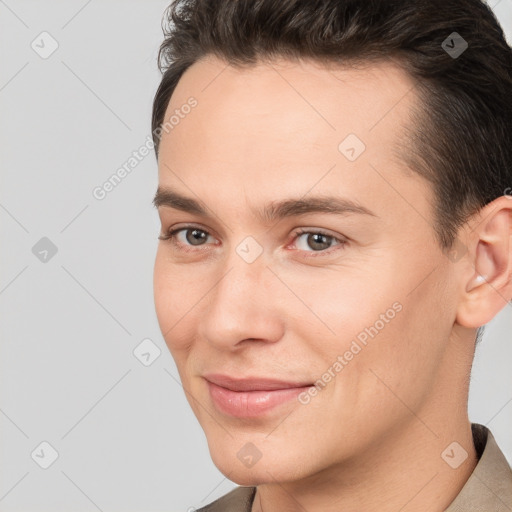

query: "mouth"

left=203, top=374, right=314, bottom=418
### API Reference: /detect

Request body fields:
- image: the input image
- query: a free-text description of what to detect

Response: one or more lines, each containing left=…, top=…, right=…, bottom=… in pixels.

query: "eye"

left=158, top=225, right=346, bottom=256
left=158, top=226, right=216, bottom=249
left=291, top=229, right=346, bottom=255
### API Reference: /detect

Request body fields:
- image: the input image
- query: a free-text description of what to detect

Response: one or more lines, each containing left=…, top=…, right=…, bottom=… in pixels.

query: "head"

left=152, top=0, right=512, bottom=485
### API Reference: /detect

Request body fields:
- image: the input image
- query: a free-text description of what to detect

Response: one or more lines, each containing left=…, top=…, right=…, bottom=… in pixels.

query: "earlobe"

left=455, top=197, right=512, bottom=329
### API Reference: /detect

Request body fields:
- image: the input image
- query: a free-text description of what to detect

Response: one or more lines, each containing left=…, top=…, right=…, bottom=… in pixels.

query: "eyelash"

left=158, top=225, right=347, bottom=258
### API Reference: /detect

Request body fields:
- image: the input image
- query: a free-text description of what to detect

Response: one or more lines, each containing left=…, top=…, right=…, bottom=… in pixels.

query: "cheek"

left=329, top=279, right=452, bottom=422
left=153, top=251, right=199, bottom=351
left=300, top=263, right=447, bottom=394
left=277, top=265, right=394, bottom=348
left=153, top=252, right=174, bottom=334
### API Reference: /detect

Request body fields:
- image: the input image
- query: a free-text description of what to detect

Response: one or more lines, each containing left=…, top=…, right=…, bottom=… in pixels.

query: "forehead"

left=157, top=55, right=422, bottom=210
left=164, top=55, right=416, bottom=128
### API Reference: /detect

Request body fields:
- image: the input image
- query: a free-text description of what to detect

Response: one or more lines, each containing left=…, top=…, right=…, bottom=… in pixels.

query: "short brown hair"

left=152, top=0, right=512, bottom=250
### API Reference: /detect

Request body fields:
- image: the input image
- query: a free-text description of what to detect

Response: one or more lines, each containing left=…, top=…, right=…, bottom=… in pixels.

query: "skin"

left=153, top=55, right=512, bottom=511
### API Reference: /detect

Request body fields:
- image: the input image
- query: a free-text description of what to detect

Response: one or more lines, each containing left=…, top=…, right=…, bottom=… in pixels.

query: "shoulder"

left=195, top=486, right=256, bottom=512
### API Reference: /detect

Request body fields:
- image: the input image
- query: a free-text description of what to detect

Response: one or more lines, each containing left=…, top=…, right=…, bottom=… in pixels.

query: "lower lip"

left=207, top=381, right=312, bottom=418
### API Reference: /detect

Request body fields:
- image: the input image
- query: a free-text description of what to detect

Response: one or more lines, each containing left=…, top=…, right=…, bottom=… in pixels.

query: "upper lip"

left=204, top=374, right=313, bottom=392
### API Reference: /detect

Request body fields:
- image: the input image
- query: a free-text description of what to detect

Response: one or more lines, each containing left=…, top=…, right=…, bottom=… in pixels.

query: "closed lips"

left=203, top=374, right=314, bottom=391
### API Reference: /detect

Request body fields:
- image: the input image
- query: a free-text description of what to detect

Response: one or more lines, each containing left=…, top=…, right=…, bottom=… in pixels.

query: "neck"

left=251, top=412, right=477, bottom=512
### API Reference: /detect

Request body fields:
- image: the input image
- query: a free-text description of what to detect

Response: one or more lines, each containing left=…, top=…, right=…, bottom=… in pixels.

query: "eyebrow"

left=152, top=186, right=377, bottom=223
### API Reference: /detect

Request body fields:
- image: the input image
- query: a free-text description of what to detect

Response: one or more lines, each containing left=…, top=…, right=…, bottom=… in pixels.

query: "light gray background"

left=0, top=1, right=511, bottom=511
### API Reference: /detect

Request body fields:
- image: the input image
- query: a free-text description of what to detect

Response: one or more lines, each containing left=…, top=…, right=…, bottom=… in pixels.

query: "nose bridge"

left=198, top=238, right=282, bottom=347
left=216, top=233, right=269, bottom=302
left=211, top=239, right=268, bottom=318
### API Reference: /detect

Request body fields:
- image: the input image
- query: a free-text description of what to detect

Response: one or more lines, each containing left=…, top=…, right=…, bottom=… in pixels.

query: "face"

left=153, top=56, right=460, bottom=484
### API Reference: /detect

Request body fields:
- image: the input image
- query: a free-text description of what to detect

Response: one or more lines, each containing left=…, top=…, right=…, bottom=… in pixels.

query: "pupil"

left=309, top=233, right=330, bottom=251
left=187, top=229, right=206, bottom=245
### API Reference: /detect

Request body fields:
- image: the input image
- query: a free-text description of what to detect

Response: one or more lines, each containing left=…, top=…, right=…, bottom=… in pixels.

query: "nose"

left=197, top=247, right=285, bottom=350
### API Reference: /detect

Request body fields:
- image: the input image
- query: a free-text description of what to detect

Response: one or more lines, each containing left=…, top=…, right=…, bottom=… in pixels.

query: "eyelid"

left=289, top=228, right=347, bottom=257
left=158, top=223, right=218, bottom=249
left=159, top=224, right=347, bottom=256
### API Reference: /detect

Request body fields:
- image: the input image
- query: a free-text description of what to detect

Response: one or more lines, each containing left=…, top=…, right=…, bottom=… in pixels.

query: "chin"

left=223, top=469, right=268, bottom=486
left=208, top=446, right=266, bottom=484
left=208, top=445, right=310, bottom=487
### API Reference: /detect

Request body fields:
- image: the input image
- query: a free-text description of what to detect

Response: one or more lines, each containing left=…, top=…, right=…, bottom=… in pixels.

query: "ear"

left=455, top=195, right=512, bottom=328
